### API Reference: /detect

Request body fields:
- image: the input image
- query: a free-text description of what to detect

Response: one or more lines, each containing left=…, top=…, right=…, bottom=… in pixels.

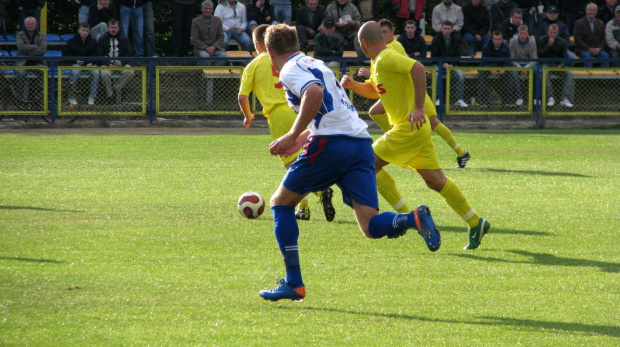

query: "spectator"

left=605, top=5, right=620, bottom=66
left=508, top=24, right=535, bottom=106
left=562, top=0, right=587, bottom=36
left=191, top=0, right=227, bottom=64
left=296, top=0, right=326, bottom=52
left=15, top=16, right=46, bottom=103
left=88, top=0, right=117, bottom=41
left=597, top=0, right=618, bottom=25
left=462, top=0, right=491, bottom=52
left=325, top=0, right=362, bottom=52
left=537, top=23, right=574, bottom=108
left=270, top=0, right=291, bottom=24
left=246, top=0, right=276, bottom=35
left=574, top=3, right=610, bottom=67
left=431, top=21, right=468, bottom=108
left=63, top=22, right=100, bottom=106
left=215, top=0, right=253, bottom=53
left=16, top=0, right=46, bottom=31
left=313, top=19, right=344, bottom=67
left=171, top=0, right=197, bottom=57
left=353, top=0, right=379, bottom=22
left=77, top=0, right=97, bottom=25
left=534, top=6, right=576, bottom=60
left=98, top=19, right=135, bottom=103
left=143, top=1, right=157, bottom=57
left=513, top=0, right=536, bottom=31
left=120, top=0, right=144, bottom=57
left=397, top=19, right=427, bottom=57
left=478, top=30, right=521, bottom=107
left=432, top=0, right=464, bottom=39
left=490, top=0, right=517, bottom=31
left=392, top=0, right=425, bottom=33
left=0, top=0, right=8, bottom=36
left=501, top=8, right=523, bottom=43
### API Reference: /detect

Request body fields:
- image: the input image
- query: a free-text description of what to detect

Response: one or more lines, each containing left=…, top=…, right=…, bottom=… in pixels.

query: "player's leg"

left=376, top=168, right=411, bottom=213
left=429, top=115, right=470, bottom=168
left=368, top=100, right=392, bottom=133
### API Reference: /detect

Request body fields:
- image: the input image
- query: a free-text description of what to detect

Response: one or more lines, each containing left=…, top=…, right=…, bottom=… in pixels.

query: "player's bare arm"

left=409, top=61, right=427, bottom=130
left=237, top=94, right=255, bottom=128
left=269, top=83, right=323, bottom=156
left=340, top=75, right=379, bottom=99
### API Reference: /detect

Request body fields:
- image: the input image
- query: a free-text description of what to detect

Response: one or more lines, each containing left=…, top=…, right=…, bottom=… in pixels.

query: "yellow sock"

left=376, top=169, right=411, bottom=213
left=433, top=122, right=465, bottom=157
left=439, top=177, right=480, bottom=228
left=370, top=113, right=392, bottom=133
left=297, top=196, right=309, bottom=210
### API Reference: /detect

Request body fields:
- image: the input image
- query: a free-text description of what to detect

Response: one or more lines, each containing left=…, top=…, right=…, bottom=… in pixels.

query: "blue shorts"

left=282, top=136, right=379, bottom=209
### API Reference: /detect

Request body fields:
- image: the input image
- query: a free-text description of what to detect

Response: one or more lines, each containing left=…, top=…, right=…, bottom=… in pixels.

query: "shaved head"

left=358, top=21, right=384, bottom=45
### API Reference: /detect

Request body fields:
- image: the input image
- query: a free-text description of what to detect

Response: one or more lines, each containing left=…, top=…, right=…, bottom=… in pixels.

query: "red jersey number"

left=376, top=83, right=387, bottom=94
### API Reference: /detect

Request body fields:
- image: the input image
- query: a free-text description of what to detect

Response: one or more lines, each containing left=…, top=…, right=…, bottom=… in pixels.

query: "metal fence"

left=0, top=56, right=618, bottom=125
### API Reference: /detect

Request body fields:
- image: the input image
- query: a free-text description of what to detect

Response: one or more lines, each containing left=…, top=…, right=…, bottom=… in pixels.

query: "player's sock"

left=272, top=205, right=303, bottom=287
left=368, top=212, right=413, bottom=239
left=370, top=113, right=392, bottom=133
left=434, top=122, right=465, bottom=157
left=376, top=169, right=411, bottom=213
left=297, top=197, right=309, bottom=210
left=439, top=178, right=480, bottom=228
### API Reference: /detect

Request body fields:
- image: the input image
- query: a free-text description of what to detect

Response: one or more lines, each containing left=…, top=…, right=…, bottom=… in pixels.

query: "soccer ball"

left=238, top=192, right=265, bottom=219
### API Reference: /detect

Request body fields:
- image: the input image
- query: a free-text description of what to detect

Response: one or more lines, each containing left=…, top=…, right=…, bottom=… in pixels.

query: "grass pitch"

left=1, top=130, right=619, bottom=345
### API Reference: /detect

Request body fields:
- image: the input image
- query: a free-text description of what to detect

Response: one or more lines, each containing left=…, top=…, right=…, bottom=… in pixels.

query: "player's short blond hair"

left=265, top=24, right=298, bottom=55
left=358, top=21, right=384, bottom=45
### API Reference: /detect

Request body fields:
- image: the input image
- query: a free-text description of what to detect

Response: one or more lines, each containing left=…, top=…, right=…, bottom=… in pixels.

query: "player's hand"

left=283, top=136, right=307, bottom=157
left=409, top=108, right=426, bottom=131
left=243, top=113, right=255, bottom=128
left=357, top=68, right=370, bottom=78
left=340, top=74, right=353, bottom=89
left=269, top=133, right=296, bottom=156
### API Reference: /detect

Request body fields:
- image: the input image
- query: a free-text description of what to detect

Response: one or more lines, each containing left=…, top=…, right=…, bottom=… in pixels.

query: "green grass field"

left=1, top=130, right=619, bottom=345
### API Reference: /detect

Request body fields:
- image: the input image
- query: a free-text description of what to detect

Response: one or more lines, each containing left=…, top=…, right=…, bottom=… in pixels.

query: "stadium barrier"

left=0, top=55, right=618, bottom=125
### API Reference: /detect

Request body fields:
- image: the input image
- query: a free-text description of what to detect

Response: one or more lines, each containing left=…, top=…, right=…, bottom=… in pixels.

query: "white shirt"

left=279, top=53, right=370, bottom=139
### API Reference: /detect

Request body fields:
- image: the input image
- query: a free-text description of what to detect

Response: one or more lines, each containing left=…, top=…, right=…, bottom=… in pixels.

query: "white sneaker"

left=68, top=98, right=77, bottom=105
left=455, top=99, right=469, bottom=108
left=515, top=98, right=524, bottom=106
left=559, top=98, right=573, bottom=108
left=436, top=99, right=440, bottom=106
left=88, top=97, right=95, bottom=105
left=547, top=97, right=555, bottom=107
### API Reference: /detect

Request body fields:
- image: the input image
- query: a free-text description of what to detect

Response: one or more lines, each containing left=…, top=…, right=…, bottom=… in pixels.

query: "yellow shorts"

left=267, top=104, right=302, bottom=166
left=372, top=120, right=441, bottom=170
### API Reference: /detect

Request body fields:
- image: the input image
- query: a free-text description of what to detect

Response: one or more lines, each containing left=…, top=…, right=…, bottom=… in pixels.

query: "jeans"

left=578, top=50, right=610, bottom=68
left=224, top=30, right=252, bottom=53
left=120, top=6, right=144, bottom=57
left=478, top=70, right=521, bottom=104
left=609, top=48, right=620, bottom=67
left=197, top=49, right=227, bottom=66
left=463, top=33, right=490, bottom=53
left=90, top=22, right=108, bottom=42
left=69, top=64, right=100, bottom=99
left=101, top=68, right=135, bottom=97
left=142, top=3, right=157, bottom=56
left=273, top=4, right=292, bottom=24
left=541, top=64, right=574, bottom=102
left=449, top=69, right=465, bottom=102
left=171, top=4, right=195, bottom=56
left=78, top=5, right=90, bottom=24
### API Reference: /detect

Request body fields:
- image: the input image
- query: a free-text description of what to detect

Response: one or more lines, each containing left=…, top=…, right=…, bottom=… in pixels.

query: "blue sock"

left=272, top=205, right=303, bottom=287
left=368, top=211, right=415, bottom=239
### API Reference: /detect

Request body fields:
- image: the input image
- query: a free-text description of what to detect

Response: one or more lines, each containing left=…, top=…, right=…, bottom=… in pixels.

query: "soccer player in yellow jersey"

left=358, top=19, right=471, bottom=169
left=341, top=21, right=490, bottom=250
left=238, top=24, right=335, bottom=222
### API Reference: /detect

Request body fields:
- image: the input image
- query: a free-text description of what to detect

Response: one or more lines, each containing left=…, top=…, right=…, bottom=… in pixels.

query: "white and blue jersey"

left=279, top=53, right=370, bottom=139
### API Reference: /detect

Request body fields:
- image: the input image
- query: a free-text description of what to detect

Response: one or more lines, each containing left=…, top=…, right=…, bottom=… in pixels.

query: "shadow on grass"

left=0, top=205, right=83, bottom=213
left=439, top=225, right=553, bottom=237
left=0, top=256, right=63, bottom=264
left=475, top=168, right=590, bottom=178
left=454, top=250, right=619, bottom=273
left=280, top=306, right=620, bottom=337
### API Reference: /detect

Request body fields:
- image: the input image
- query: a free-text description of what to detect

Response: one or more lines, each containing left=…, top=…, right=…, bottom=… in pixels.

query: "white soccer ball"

left=237, top=192, right=266, bottom=219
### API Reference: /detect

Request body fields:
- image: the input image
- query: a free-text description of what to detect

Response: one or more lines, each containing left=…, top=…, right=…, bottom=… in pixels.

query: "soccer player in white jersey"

left=258, top=24, right=441, bottom=302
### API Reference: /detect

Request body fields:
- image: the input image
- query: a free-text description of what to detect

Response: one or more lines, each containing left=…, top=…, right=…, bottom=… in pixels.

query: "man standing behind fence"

left=98, top=19, right=134, bottom=104
left=63, top=22, right=100, bottom=106
left=15, top=16, right=46, bottom=104
left=88, top=0, right=117, bottom=41
left=191, top=0, right=227, bottom=65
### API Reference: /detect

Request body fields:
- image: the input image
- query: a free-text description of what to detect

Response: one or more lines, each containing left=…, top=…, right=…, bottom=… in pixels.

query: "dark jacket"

left=314, top=32, right=344, bottom=57
left=490, top=0, right=518, bottom=31
left=462, top=2, right=490, bottom=37
left=15, top=0, right=46, bottom=9
left=574, top=16, right=607, bottom=53
left=431, top=32, right=461, bottom=58
left=120, top=0, right=144, bottom=8
left=535, top=18, right=570, bottom=43
left=246, top=0, right=275, bottom=26
left=97, top=31, right=133, bottom=65
left=596, top=4, right=615, bottom=26
left=397, top=32, right=427, bottom=57
left=16, top=28, right=46, bottom=66
left=88, top=2, right=118, bottom=28
left=481, top=40, right=511, bottom=66
left=296, top=4, right=326, bottom=31
left=63, top=33, right=98, bottom=63
left=536, top=35, right=568, bottom=65
left=501, top=18, right=519, bottom=41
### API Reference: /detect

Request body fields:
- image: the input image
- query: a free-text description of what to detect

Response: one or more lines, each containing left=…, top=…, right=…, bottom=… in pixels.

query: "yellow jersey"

left=386, top=38, right=407, bottom=57
left=367, top=49, right=436, bottom=126
left=239, top=52, right=288, bottom=117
